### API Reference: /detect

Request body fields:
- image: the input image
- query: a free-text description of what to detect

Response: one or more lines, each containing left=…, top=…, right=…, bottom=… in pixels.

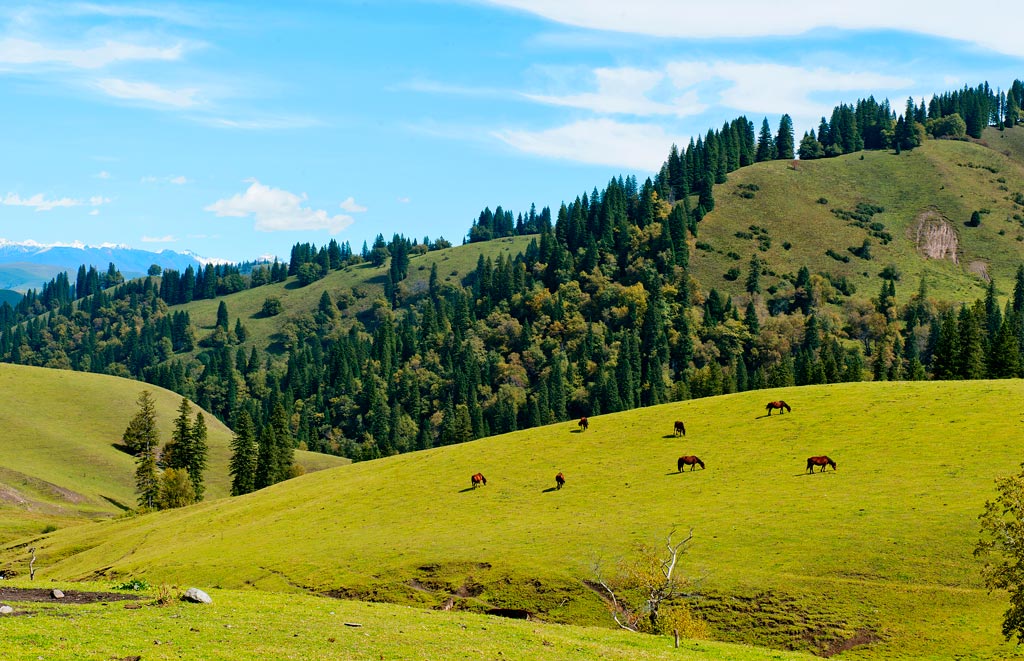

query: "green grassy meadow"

left=4, top=380, right=1023, bottom=658
left=0, top=580, right=815, bottom=661
left=696, top=132, right=1024, bottom=303
left=0, top=363, right=347, bottom=543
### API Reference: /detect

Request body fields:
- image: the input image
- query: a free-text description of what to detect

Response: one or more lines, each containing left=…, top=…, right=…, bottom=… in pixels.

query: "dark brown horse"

left=806, top=456, right=836, bottom=473
left=578, top=416, right=589, bottom=431
left=555, top=472, right=565, bottom=490
left=766, top=400, right=791, bottom=415
left=471, top=472, right=487, bottom=488
left=678, top=455, right=705, bottom=471
left=673, top=420, right=686, bottom=437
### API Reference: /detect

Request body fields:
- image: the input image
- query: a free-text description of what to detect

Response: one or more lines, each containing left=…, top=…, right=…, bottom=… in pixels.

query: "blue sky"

left=1, top=1, right=1023, bottom=263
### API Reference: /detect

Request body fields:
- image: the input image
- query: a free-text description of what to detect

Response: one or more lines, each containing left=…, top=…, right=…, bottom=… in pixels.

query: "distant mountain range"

left=0, top=240, right=210, bottom=294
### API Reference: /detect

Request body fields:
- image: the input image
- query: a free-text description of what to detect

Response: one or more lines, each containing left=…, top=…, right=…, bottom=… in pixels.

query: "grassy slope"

left=695, top=131, right=1024, bottom=303
left=4, top=380, right=1022, bottom=659
left=0, top=580, right=814, bottom=661
left=0, top=363, right=347, bottom=542
left=179, top=236, right=533, bottom=351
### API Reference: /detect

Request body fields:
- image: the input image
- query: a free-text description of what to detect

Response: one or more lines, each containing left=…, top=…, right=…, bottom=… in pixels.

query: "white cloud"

left=196, top=115, right=321, bottom=130
left=2, top=192, right=109, bottom=212
left=517, top=61, right=913, bottom=134
left=205, top=180, right=355, bottom=234
left=141, top=235, right=177, bottom=243
left=96, top=78, right=200, bottom=108
left=95, top=170, right=110, bottom=179
left=142, top=175, right=190, bottom=185
left=339, top=196, right=367, bottom=213
left=525, top=66, right=706, bottom=118
left=665, top=61, right=912, bottom=121
left=479, top=1, right=1024, bottom=57
left=0, top=37, right=183, bottom=69
left=493, top=119, right=675, bottom=171
left=88, top=209, right=99, bottom=216
left=397, top=197, right=411, bottom=204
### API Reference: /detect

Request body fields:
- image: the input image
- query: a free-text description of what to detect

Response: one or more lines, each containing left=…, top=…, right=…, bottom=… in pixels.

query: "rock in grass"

left=182, top=588, right=212, bottom=604
left=0, top=605, right=13, bottom=614
left=51, top=589, right=64, bottom=599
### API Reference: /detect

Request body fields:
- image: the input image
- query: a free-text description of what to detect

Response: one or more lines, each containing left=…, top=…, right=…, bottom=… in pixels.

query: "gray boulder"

left=0, top=605, right=13, bottom=614
left=51, top=589, right=64, bottom=599
left=182, top=587, right=212, bottom=604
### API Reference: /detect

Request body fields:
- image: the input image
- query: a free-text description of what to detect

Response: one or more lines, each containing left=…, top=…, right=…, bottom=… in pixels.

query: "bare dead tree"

left=28, top=547, right=36, bottom=581
left=592, top=528, right=694, bottom=633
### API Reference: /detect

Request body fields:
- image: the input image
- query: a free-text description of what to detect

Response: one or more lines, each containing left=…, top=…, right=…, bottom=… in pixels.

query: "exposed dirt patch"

left=969, top=260, right=990, bottom=282
left=0, top=467, right=89, bottom=505
left=0, top=587, right=144, bottom=604
left=911, top=208, right=959, bottom=263
left=821, top=629, right=882, bottom=657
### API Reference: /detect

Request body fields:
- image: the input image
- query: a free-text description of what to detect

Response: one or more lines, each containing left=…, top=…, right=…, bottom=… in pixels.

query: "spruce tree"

left=755, top=118, right=777, bottom=162
left=229, top=409, right=257, bottom=496
left=189, top=412, right=208, bottom=500
left=122, top=390, right=159, bottom=456
left=775, top=114, right=795, bottom=160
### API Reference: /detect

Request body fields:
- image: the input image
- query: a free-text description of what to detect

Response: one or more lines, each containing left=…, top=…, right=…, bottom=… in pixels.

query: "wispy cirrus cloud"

left=478, top=0, right=1024, bottom=57
left=2, top=192, right=110, bottom=211
left=142, top=174, right=189, bottom=185
left=0, top=37, right=184, bottom=69
left=95, top=77, right=200, bottom=108
left=493, top=119, right=676, bottom=171
left=525, top=66, right=706, bottom=117
left=205, top=180, right=355, bottom=234
left=141, top=234, right=177, bottom=243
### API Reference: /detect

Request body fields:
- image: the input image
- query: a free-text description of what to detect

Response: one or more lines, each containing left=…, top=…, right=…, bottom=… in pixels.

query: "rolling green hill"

left=178, top=235, right=533, bottom=353
left=693, top=131, right=1024, bottom=303
left=0, top=363, right=347, bottom=543
left=3, top=380, right=1021, bottom=659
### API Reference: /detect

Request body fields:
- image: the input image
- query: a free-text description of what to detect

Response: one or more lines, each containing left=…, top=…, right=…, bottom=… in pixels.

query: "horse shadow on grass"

left=661, top=434, right=678, bottom=439
left=541, top=486, right=559, bottom=493
left=458, top=486, right=479, bottom=493
left=569, top=429, right=583, bottom=434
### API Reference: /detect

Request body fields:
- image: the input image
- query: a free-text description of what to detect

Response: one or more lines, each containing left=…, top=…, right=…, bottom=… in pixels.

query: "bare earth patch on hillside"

left=912, top=209, right=958, bottom=263
left=969, top=260, right=990, bottom=282
left=0, top=587, right=144, bottom=604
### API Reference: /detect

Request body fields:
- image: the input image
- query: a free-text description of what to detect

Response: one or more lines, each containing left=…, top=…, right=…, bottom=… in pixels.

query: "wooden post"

left=28, top=547, right=36, bottom=581
left=674, top=628, right=679, bottom=648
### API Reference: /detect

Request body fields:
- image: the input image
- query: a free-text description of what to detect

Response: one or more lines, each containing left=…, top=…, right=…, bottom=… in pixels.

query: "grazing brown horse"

left=471, top=472, right=487, bottom=488
left=765, top=400, right=791, bottom=415
left=677, top=455, right=705, bottom=471
left=578, top=416, right=589, bottom=431
left=806, top=456, right=836, bottom=473
left=555, top=472, right=565, bottom=490
left=673, top=420, right=686, bottom=437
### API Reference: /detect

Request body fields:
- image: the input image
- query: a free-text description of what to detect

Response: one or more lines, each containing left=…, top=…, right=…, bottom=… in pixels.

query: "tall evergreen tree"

left=229, top=409, right=258, bottom=496
left=774, top=114, right=795, bottom=160
left=755, top=118, right=777, bottom=162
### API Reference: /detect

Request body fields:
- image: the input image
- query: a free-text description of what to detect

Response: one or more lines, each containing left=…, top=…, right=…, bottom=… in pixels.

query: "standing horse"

left=805, top=456, right=836, bottom=473
left=765, top=400, right=791, bottom=415
left=555, top=472, right=565, bottom=490
left=578, top=417, right=589, bottom=432
left=677, top=456, right=705, bottom=471
left=673, top=420, right=686, bottom=437
left=471, top=472, right=487, bottom=488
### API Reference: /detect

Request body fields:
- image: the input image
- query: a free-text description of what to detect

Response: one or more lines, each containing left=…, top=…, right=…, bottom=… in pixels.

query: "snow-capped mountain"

left=0, top=240, right=209, bottom=293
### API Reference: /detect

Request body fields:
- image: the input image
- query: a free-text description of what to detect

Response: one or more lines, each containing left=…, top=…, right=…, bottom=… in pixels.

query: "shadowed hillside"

left=4, top=380, right=1021, bottom=658
left=0, top=363, right=346, bottom=542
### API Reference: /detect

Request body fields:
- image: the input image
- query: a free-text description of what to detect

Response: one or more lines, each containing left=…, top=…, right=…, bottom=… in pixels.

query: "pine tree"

left=166, top=397, right=194, bottom=472
left=775, top=114, right=795, bottom=160
left=189, top=412, right=208, bottom=500
left=755, top=118, right=777, bottom=162
left=229, top=409, right=258, bottom=496
left=122, top=390, right=159, bottom=456
left=135, top=444, right=159, bottom=510
left=746, top=254, right=762, bottom=294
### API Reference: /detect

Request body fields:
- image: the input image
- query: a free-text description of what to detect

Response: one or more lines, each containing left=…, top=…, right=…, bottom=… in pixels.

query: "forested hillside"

left=0, top=80, right=1022, bottom=490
